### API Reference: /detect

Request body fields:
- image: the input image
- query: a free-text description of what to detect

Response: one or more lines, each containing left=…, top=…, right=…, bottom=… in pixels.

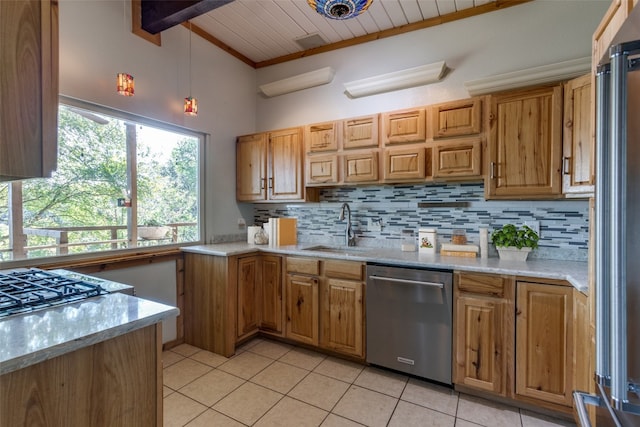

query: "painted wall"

left=58, top=0, right=256, bottom=242
left=254, top=0, right=609, bottom=131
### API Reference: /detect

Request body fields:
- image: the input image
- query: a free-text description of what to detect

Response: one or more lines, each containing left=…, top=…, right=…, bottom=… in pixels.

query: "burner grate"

left=0, top=269, right=108, bottom=318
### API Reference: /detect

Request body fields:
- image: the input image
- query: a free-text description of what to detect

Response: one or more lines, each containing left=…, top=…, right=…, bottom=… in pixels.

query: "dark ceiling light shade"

left=307, top=0, right=373, bottom=20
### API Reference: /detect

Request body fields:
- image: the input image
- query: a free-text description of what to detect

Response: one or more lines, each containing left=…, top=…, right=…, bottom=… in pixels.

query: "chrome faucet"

left=338, top=202, right=356, bottom=246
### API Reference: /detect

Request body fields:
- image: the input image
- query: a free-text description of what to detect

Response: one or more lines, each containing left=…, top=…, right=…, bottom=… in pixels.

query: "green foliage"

left=490, top=224, right=539, bottom=249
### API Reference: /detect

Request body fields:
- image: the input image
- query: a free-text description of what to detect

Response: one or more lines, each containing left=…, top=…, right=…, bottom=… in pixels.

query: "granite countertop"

left=0, top=293, right=179, bottom=375
left=182, top=242, right=589, bottom=293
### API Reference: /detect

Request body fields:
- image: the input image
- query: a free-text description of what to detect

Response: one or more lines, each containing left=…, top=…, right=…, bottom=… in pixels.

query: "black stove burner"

left=0, top=269, right=109, bottom=318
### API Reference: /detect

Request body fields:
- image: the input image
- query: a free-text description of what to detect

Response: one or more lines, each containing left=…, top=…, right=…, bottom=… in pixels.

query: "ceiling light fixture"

left=307, top=0, right=373, bottom=20
left=184, top=21, right=198, bottom=116
left=343, top=61, right=447, bottom=98
left=259, top=67, right=335, bottom=97
left=117, top=73, right=135, bottom=96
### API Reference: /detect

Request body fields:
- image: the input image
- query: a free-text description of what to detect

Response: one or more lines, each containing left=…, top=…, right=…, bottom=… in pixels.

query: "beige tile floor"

left=163, top=338, right=577, bottom=427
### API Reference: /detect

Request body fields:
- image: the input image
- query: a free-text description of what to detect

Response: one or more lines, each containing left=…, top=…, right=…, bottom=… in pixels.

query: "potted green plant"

left=138, top=219, right=170, bottom=240
left=490, top=224, right=539, bottom=261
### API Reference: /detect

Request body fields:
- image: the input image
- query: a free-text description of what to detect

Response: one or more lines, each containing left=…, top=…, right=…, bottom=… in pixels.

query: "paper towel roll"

left=247, top=226, right=261, bottom=244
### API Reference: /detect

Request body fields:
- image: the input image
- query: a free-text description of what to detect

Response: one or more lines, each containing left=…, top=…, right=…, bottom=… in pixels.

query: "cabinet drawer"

left=431, top=98, right=482, bottom=138
left=382, top=108, right=426, bottom=145
left=383, top=146, right=425, bottom=181
left=344, top=115, right=379, bottom=149
left=306, top=121, right=340, bottom=152
left=286, top=257, right=320, bottom=275
left=457, top=273, right=508, bottom=298
left=344, top=152, right=379, bottom=183
left=324, top=260, right=364, bottom=281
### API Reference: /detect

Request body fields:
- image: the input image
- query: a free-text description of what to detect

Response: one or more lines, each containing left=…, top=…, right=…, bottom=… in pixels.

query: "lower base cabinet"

left=454, top=272, right=590, bottom=420
left=285, top=273, right=319, bottom=346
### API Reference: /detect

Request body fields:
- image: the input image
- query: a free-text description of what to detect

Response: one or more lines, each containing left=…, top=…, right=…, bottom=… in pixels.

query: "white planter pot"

left=138, top=226, right=170, bottom=240
left=496, top=246, right=532, bottom=261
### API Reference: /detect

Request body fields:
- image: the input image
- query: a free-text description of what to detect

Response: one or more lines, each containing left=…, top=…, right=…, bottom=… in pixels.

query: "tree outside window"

left=0, top=104, right=202, bottom=261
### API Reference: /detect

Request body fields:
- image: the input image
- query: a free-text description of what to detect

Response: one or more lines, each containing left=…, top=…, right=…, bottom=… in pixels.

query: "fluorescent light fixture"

left=259, top=67, right=335, bottom=97
left=464, top=57, right=591, bottom=96
left=343, top=61, right=447, bottom=98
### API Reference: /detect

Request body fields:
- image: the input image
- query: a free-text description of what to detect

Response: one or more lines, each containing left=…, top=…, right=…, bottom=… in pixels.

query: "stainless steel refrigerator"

left=574, top=6, right=640, bottom=426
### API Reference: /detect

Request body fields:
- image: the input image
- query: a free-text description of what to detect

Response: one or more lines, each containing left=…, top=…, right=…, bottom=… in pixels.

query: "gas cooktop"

left=0, top=268, right=109, bottom=318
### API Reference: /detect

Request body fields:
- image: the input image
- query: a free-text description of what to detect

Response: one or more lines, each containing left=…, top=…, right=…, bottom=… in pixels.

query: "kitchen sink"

left=301, top=245, right=367, bottom=254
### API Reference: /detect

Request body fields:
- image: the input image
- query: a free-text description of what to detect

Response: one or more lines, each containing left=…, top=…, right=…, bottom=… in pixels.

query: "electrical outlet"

left=524, top=220, right=540, bottom=237
left=368, top=218, right=383, bottom=232
left=237, top=217, right=246, bottom=228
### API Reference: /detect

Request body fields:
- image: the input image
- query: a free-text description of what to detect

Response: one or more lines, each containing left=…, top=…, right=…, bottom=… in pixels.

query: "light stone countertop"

left=182, top=242, right=589, bottom=293
left=0, top=293, right=179, bottom=375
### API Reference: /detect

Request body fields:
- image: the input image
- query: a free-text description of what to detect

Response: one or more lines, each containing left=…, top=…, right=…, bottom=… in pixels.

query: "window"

left=0, top=101, right=203, bottom=262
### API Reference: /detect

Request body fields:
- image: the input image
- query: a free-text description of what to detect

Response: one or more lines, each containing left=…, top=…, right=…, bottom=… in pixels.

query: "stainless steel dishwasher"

left=366, top=263, right=453, bottom=384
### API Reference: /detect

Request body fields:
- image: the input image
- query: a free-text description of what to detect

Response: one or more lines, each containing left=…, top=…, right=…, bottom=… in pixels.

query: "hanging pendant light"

left=117, top=73, right=135, bottom=96
left=184, top=21, right=198, bottom=116
left=307, top=0, right=373, bottom=20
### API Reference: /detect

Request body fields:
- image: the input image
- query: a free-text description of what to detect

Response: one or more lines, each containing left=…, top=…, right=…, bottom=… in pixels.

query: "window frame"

left=0, top=96, right=206, bottom=268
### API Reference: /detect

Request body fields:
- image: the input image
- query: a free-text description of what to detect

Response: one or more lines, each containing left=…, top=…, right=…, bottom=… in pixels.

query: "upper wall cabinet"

left=562, top=74, right=593, bottom=196
left=1, top=0, right=59, bottom=181
left=381, top=108, right=426, bottom=145
left=486, top=85, right=563, bottom=199
left=343, top=115, right=379, bottom=149
left=431, top=98, right=482, bottom=138
left=592, top=0, right=638, bottom=68
left=305, top=121, right=340, bottom=153
left=237, top=127, right=312, bottom=202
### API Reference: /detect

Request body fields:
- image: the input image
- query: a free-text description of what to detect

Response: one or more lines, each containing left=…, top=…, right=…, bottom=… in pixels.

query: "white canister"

left=247, top=226, right=262, bottom=244
left=419, top=229, right=437, bottom=254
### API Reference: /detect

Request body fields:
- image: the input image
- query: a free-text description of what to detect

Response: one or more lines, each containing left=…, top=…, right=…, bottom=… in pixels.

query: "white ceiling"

left=189, top=0, right=519, bottom=67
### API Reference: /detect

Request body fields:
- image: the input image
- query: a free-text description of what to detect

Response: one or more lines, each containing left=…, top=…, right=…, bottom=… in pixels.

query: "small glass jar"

left=401, top=229, right=416, bottom=252
left=452, top=229, right=467, bottom=245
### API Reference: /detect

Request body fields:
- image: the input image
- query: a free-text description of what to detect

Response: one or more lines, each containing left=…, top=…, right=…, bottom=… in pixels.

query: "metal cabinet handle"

left=268, top=177, right=273, bottom=189
left=490, top=162, right=496, bottom=179
left=260, top=178, right=266, bottom=190
left=563, top=157, right=571, bottom=175
left=368, top=275, right=444, bottom=289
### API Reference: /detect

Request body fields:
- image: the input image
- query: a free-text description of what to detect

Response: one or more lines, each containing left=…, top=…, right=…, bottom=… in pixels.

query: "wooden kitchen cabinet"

left=236, top=127, right=309, bottom=202
left=306, top=121, right=340, bottom=152
left=383, top=146, right=426, bottom=182
left=592, top=0, right=637, bottom=68
left=344, top=151, right=379, bottom=183
left=320, top=259, right=365, bottom=358
left=343, top=114, right=379, bottom=149
left=381, top=108, right=427, bottom=145
left=486, top=85, right=563, bottom=199
left=285, top=257, right=320, bottom=346
left=306, top=154, right=339, bottom=185
left=563, top=74, right=593, bottom=195
left=431, top=98, right=482, bottom=138
left=515, top=281, right=574, bottom=407
left=237, top=256, right=260, bottom=340
left=432, top=138, right=483, bottom=180
left=1, top=0, right=58, bottom=180
left=454, top=272, right=514, bottom=396
left=260, top=254, right=283, bottom=333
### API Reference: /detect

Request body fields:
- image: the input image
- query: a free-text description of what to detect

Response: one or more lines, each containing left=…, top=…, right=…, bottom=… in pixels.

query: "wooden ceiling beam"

left=141, top=0, right=234, bottom=34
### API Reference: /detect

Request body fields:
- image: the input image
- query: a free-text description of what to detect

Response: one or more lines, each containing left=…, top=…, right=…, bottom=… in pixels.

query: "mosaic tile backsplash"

left=253, top=183, right=590, bottom=261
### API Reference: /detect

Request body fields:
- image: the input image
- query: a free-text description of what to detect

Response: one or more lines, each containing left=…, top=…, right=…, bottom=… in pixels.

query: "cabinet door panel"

left=260, top=255, right=283, bottom=333
left=344, top=152, right=378, bottom=183
left=433, top=138, right=482, bottom=179
left=516, top=282, right=573, bottom=406
left=320, top=279, right=363, bottom=358
left=455, top=295, right=504, bottom=394
left=344, top=115, right=379, bottom=149
left=285, top=274, right=319, bottom=346
left=306, top=122, right=339, bottom=152
left=563, top=74, right=593, bottom=194
left=306, top=154, right=338, bottom=185
left=383, top=147, right=425, bottom=181
left=269, top=128, right=303, bottom=200
left=432, top=98, right=482, bottom=138
left=487, top=86, right=562, bottom=198
left=237, top=257, right=260, bottom=339
left=382, top=109, right=426, bottom=145
left=236, top=134, right=267, bottom=201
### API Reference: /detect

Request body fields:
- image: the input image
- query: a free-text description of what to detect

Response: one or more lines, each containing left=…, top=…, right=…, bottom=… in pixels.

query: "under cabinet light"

left=343, top=61, right=447, bottom=98
left=259, top=67, right=335, bottom=97
left=464, top=57, right=591, bottom=96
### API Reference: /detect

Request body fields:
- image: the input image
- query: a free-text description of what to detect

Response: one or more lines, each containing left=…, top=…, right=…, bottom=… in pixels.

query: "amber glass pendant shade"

left=184, top=97, right=198, bottom=116
left=116, top=73, right=134, bottom=96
